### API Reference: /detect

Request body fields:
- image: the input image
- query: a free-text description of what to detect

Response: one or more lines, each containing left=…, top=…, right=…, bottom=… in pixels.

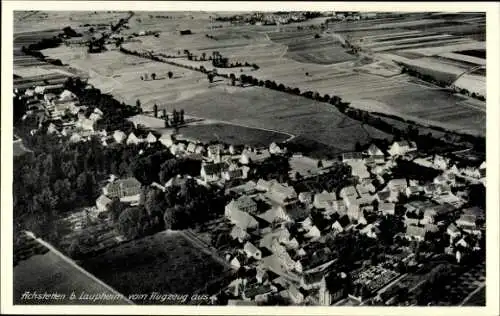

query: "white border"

left=2, top=2, right=499, bottom=315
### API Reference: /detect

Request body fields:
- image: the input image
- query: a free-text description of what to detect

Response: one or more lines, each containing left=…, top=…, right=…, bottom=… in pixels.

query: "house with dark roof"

left=200, top=161, right=229, bottom=182
left=103, top=177, right=141, bottom=200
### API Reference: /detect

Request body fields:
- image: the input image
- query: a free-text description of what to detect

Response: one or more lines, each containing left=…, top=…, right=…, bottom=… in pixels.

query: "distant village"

left=14, top=72, right=486, bottom=306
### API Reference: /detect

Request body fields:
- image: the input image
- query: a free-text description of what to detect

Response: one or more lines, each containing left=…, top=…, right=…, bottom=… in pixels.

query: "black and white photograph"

left=2, top=1, right=499, bottom=315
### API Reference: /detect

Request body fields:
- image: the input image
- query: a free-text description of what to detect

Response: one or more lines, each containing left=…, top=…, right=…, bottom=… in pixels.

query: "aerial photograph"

left=12, top=9, right=487, bottom=307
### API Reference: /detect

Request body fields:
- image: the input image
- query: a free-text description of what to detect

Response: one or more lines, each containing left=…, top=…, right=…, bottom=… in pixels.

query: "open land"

left=80, top=230, right=230, bottom=304
left=14, top=238, right=131, bottom=305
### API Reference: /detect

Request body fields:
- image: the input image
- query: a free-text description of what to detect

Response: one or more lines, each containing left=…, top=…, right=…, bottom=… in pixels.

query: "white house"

left=313, top=191, right=337, bottom=209
left=146, top=132, right=157, bottom=144
left=159, top=134, right=174, bottom=148
left=113, top=130, right=127, bottom=144
left=96, top=194, right=112, bottom=213
left=126, top=132, right=142, bottom=145
left=388, top=140, right=417, bottom=156
left=244, top=242, right=262, bottom=260
left=269, top=142, right=285, bottom=154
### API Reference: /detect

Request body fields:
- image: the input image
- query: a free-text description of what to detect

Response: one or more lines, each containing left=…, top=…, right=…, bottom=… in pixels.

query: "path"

left=180, top=230, right=232, bottom=271
left=459, top=283, right=485, bottom=306
left=23, top=231, right=134, bottom=305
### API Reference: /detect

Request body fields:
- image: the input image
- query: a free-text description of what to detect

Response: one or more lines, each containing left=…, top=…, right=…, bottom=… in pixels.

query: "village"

left=13, top=74, right=487, bottom=306
left=11, top=9, right=489, bottom=308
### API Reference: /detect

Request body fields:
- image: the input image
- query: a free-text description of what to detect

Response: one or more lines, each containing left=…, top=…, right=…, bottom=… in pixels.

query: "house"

left=298, top=192, right=313, bottom=205
left=462, top=207, right=485, bottom=222
left=405, top=185, right=423, bottom=197
left=405, top=225, right=426, bottom=241
left=225, top=200, right=259, bottom=230
left=424, top=223, right=439, bottom=233
left=265, top=182, right=297, bottom=205
left=388, top=140, right=417, bottom=156
left=331, top=221, right=344, bottom=235
left=69, top=132, right=83, bottom=143
left=258, top=205, right=291, bottom=224
left=375, top=190, right=391, bottom=203
left=243, top=284, right=276, bottom=303
left=345, top=160, right=370, bottom=180
left=342, top=152, right=363, bottom=163
left=423, top=183, right=437, bottom=196
left=146, top=132, right=157, bottom=144
left=286, top=205, right=310, bottom=222
left=223, top=168, right=248, bottom=181
left=304, top=226, right=321, bottom=240
left=269, top=142, right=285, bottom=155
left=339, top=186, right=358, bottom=200
left=159, top=134, right=174, bottom=148
left=386, top=178, right=407, bottom=192
left=256, top=267, right=269, bottom=284
left=456, top=214, right=477, bottom=229
left=230, top=257, right=241, bottom=270
left=244, top=242, right=262, bottom=260
left=46, top=123, right=59, bottom=135
left=313, top=191, right=337, bottom=209
left=240, top=148, right=271, bottom=165
left=379, top=202, right=395, bottom=216
left=207, top=143, right=225, bottom=162
left=447, top=223, right=461, bottom=240
left=230, top=226, right=250, bottom=243
left=89, top=112, right=102, bottom=122
left=301, top=272, right=325, bottom=290
left=126, top=132, right=142, bottom=145
left=113, top=130, right=127, bottom=144
left=404, top=215, right=420, bottom=227
left=279, top=285, right=304, bottom=305
left=96, top=194, right=112, bottom=213
left=360, top=224, right=380, bottom=239
left=259, top=228, right=291, bottom=251
left=433, top=155, right=450, bottom=170
left=200, top=162, right=229, bottom=182
left=330, top=200, right=347, bottom=216
left=366, top=144, right=383, bottom=156
left=433, top=174, right=448, bottom=186
left=103, top=177, right=141, bottom=200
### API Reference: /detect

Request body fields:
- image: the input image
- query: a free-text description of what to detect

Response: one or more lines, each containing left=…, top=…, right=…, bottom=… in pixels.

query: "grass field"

left=14, top=245, right=130, bottom=305
left=80, top=230, right=230, bottom=304
left=168, top=86, right=392, bottom=154
left=177, top=123, right=291, bottom=147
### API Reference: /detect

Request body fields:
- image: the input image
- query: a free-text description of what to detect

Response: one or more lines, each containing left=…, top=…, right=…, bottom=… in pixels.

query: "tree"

left=151, top=73, right=156, bottom=80
left=162, top=108, right=167, bottom=118
left=164, top=117, right=169, bottom=128
left=172, top=109, right=178, bottom=125
left=168, top=71, right=173, bottom=79
left=207, top=73, right=214, bottom=83
left=136, top=99, right=141, bottom=109
left=201, top=52, right=206, bottom=60
left=153, top=103, right=158, bottom=118
left=355, top=141, right=362, bottom=152
left=317, top=160, right=323, bottom=168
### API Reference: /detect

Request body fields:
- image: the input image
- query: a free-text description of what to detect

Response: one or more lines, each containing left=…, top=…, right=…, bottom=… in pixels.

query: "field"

left=168, top=86, right=392, bottom=153
left=268, top=31, right=357, bottom=65
left=37, top=11, right=486, bottom=138
left=177, top=123, right=291, bottom=147
left=14, top=243, right=131, bottom=305
left=80, top=230, right=230, bottom=304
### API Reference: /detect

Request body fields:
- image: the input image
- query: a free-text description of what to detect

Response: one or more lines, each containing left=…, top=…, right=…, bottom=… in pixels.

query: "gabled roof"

left=231, top=226, right=250, bottom=241
left=406, top=225, right=426, bottom=238
left=96, top=194, right=112, bottom=206
left=244, top=242, right=260, bottom=255
left=367, top=144, right=383, bottom=156
left=285, top=205, right=310, bottom=221
left=146, top=132, right=157, bottom=143
left=235, top=195, right=257, bottom=211
left=342, top=152, right=363, bottom=161
left=227, top=204, right=259, bottom=230
left=202, top=162, right=229, bottom=175
left=258, top=206, right=289, bottom=223
left=340, top=186, right=358, bottom=198
left=447, top=223, right=460, bottom=234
